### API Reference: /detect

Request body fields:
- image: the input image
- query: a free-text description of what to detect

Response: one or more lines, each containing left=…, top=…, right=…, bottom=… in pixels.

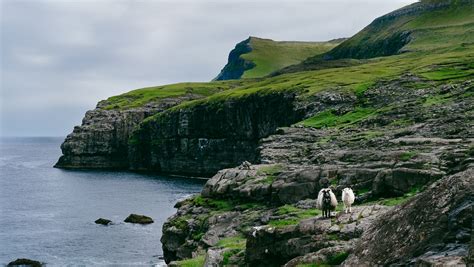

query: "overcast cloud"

left=0, top=0, right=416, bottom=137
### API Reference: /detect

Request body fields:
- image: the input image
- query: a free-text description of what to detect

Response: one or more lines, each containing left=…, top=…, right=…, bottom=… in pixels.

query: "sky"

left=0, top=0, right=416, bottom=137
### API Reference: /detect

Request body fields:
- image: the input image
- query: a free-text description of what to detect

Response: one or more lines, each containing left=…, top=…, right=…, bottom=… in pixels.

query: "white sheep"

left=342, top=187, right=355, bottom=213
left=317, top=188, right=338, bottom=218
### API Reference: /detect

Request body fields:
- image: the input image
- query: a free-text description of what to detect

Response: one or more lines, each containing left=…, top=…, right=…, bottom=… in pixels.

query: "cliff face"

left=128, top=92, right=304, bottom=176
left=214, top=38, right=254, bottom=81
left=55, top=95, right=202, bottom=169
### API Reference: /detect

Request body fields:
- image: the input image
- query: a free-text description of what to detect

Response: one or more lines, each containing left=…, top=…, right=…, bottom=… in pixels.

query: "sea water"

left=0, top=137, right=205, bottom=266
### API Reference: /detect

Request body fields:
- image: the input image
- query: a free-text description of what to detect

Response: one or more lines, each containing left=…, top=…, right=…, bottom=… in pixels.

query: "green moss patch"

left=326, top=252, right=350, bottom=265
left=269, top=205, right=320, bottom=227
left=423, top=94, right=453, bottom=107
left=299, top=107, right=376, bottom=129
left=367, top=186, right=421, bottom=206
left=216, top=236, right=247, bottom=265
left=256, top=164, right=284, bottom=184
left=173, top=254, right=206, bottom=267
left=353, top=82, right=374, bottom=97
left=399, top=151, right=417, bottom=161
left=191, top=195, right=233, bottom=211
left=216, top=236, right=246, bottom=250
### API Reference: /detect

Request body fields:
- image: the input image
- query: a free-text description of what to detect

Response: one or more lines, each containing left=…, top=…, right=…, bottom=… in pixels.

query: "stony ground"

left=162, top=77, right=473, bottom=266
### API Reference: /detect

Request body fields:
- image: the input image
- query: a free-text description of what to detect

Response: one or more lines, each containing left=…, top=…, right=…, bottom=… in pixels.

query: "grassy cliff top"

left=240, top=37, right=342, bottom=78
left=101, top=80, right=244, bottom=110
left=214, top=37, right=343, bottom=80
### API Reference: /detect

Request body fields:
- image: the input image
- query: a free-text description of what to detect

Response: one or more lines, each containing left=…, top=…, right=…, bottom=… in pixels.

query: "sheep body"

left=317, top=188, right=338, bottom=218
left=342, top=188, right=355, bottom=213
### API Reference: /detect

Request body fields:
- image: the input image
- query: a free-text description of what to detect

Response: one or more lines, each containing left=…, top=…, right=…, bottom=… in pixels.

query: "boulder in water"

left=8, top=258, right=42, bottom=267
left=124, top=214, right=154, bottom=224
left=95, top=218, right=112, bottom=225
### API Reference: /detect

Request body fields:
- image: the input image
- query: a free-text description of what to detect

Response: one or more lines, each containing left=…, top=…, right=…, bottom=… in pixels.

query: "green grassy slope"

left=101, top=80, right=244, bottom=110
left=328, top=0, right=474, bottom=58
left=240, top=37, right=342, bottom=78
left=276, top=0, right=474, bottom=75
left=104, top=0, right=473, bottom=117
left=214, top=37, right=342, bottom=80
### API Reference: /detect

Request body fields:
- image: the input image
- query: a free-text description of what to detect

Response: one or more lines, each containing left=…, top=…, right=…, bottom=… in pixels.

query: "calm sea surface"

left=0, top=137, right=205, bottom=266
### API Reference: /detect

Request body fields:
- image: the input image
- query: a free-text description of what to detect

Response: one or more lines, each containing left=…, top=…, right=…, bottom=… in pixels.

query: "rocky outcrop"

left=55, top=95, right=202, bottom=169
left=94, top=218, right=112, bottom=225
left=214, top=37, right=255, bottom=81
left=246, top=205, right=391, bottom=267
left=128, top=92, right=305, bottom=176
left=7, top=258, right=42, bottom=267
left=124, top=214, right=154, bottom=224
left=344, top=168, right=473, bottom=266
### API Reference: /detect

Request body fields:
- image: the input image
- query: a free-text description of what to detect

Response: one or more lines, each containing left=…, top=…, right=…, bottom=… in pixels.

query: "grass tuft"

left=173, top=255, right=206, bottom=267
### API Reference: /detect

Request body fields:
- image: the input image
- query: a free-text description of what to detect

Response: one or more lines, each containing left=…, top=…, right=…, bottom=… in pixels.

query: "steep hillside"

left=276, top=0, right=474, bottom=74
left=214, top=37, right=342, bottom=80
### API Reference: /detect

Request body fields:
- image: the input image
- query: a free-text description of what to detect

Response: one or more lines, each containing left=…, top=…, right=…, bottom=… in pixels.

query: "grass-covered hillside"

left=329, top=0, right=474, bottom=57
left=214, top=37, right=342, bottom=80
left=277, top=0, right=474, bottom=74
left=240, top=37, right=343, bottom=78
left=102, top=0, right=473, bottom=113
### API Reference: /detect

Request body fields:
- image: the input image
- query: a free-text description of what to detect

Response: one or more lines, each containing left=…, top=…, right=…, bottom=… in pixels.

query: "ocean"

left=0, top=137, right=205, bottom=266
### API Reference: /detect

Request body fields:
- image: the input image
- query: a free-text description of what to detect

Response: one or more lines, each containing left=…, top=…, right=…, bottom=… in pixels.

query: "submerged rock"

left=7, top=258, right=42, bottom=267
left=94, top=218, right=112, bottom=226
left=124, top=214, right=154, bottom=224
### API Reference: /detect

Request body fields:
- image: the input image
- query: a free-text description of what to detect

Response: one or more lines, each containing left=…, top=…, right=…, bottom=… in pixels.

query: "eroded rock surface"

left=55, top=95, right=201, bottom=169
left=344, top=169, right=473, bottom=266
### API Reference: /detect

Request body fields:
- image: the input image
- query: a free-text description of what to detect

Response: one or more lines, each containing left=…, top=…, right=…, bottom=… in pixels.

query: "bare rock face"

left=128, top=92, right=305, bottom=176
left=55, top=96, right=199, bottom=170
left=343, top=168, right=473, bottom=266
left=244, top=204, right=391, bottom=267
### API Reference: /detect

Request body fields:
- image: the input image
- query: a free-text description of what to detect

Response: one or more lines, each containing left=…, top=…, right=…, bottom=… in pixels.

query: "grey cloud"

left=0, top=0, right=416, bottom=136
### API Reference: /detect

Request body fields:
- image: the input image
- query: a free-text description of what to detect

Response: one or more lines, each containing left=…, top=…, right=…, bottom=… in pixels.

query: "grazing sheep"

left=317, top=188, right=338, bottom=218
left=342, top=187, right=355, bottom=213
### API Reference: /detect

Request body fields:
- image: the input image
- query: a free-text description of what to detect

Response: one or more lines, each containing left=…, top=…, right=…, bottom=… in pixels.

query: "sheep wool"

left=342, top=188, right=355, bottom=213
left=317, top=188, right=338, bottom=208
